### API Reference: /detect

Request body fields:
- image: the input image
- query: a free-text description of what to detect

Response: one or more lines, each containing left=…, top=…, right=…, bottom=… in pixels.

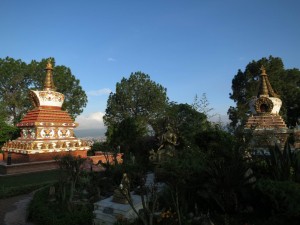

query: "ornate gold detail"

left=38, top=91, right=64, bottom=103
left=44, top=59, right=56, bottom=91
left=258, top=65, right=279, bottom=98
left=55, top=142, right=61, bottom=148
left=260, top=65, right=267, bottom=75
left=40, top=129, right=55, bottom=138
left=255, top=97, right=273, bottom=114
left=58, top=129, right=70, bottom=138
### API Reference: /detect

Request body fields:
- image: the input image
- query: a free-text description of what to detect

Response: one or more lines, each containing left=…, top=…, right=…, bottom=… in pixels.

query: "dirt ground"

left=0, top=193, right=35, bottom=225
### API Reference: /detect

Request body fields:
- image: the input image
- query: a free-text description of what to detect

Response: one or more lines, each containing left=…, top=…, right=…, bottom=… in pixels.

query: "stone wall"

left=3, top=150, right=87, bottom=164
left=0, top=160, right=58, bottom=175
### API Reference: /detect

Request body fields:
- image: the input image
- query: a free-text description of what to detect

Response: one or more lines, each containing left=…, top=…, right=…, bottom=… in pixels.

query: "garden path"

left=0, top=192, right=35, bottom=225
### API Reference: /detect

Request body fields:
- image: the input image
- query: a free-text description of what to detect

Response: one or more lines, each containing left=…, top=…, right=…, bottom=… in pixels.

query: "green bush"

left=0, top=182, right=50, bottom=199
left=0, top=170, right=59, bottom=198
left=28, top=186, right=93, bottom=225
left=255, top=179, right=300, bottom=221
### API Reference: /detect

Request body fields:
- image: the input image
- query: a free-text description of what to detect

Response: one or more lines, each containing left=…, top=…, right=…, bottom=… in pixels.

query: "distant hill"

left=74, top=128, right=106, bottom=138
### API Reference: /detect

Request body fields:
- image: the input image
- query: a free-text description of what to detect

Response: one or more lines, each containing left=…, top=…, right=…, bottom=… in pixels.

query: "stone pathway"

left=0, top=193, right=35, bottom=225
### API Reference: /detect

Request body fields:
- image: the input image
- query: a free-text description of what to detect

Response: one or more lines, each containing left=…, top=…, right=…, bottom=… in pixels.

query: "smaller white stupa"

left=245, top=66, right=287, bottom=130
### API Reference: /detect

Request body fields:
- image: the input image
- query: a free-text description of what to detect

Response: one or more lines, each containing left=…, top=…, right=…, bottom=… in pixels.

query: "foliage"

left=200, top=150, right=253, bottom=214
left=194, top=127, right=255, bottom=215
left=160, top=103, right=209, bottom=149
left=0, top=57, right=30, bottom=124
left=265, top=143, right=293, bottom=181
left=255, top=179, right=300, bottom=221
left=104, top=71, right=168, bottom=143
left=0, top=57, right=87, bottom=125
left=191, top=93, right=215, bottom=119
left=195, top=124, right=235, bottom=153
left=28, top=186, right=93, bottom=225
left=91, top=141, right=113, bottom=152
left=0, top=182, right=51, bottom=199
left=256, top=141, right=300, bottom=182
left=158, top=149, right=207, bottom=225
left=55, top=154, right=86, bottom=204
left=0, top=170, right=59, bottom=198
left=228, top=55, right=300, bottom=130
left=0, top=114, right=18, bottom=147
left=108, top=117, right=147, bottom=152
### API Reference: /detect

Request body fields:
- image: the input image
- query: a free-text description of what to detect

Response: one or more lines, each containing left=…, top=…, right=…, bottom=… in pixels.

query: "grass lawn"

left=0, top=170, right=59, bottom=198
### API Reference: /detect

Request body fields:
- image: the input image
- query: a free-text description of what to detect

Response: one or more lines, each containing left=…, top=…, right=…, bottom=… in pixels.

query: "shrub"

left=255, top=179, right=300, bottom=221
left=0, top=183, right=49, bottom=199
left=28, top=186, right=93, bottom=225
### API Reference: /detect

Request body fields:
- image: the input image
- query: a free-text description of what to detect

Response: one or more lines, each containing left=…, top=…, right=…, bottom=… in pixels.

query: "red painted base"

left=3, top=150, right=87, bottom=164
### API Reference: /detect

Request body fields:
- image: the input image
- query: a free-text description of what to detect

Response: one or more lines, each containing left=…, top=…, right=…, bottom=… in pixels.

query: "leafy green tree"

left=0, top=115, right=18, bottom=147
left=0, top=57, right=31, bottom=124
left=196, top=125, right=234, bottom=153
left=160, top=103, right=209, bottom=148
left=104, top=72, right=168, bottom=143
left=108, top=117, right=147, bottom=153
left=0, top=57, right=87, bottom=125
left=228, top=56, right=300, bottom=130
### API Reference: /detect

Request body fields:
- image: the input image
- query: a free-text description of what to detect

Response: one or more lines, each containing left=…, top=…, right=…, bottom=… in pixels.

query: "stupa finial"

left=258, top=65, right=268, bottom=96
left=260, top=65, right=267, bottom=76
left=44, top=58, right=56, bottom=91
left=258, top=65, right=279, bottom=98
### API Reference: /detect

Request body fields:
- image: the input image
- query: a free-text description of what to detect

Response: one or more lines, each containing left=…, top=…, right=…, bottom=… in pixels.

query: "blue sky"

left=1, top=0, right=300, bottom=136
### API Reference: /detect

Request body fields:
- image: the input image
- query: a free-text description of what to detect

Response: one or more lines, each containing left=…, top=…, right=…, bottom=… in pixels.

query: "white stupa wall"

left=269, top=97, right=282, bottom=114
left=32, top=90, right=64, bottom=108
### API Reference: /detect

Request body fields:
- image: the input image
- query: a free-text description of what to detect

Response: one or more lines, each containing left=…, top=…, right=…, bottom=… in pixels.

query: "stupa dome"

left=29, top=59, right=64, bottom=109
left=248, top=66, right=282, bottom=115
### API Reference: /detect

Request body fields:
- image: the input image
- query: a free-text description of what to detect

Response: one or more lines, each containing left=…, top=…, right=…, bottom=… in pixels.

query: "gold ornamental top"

left=44, top=59, right=56, bottom=91
left=260, top=65, right=267, bottom=76
left=257, top=65, right=279, bottom=98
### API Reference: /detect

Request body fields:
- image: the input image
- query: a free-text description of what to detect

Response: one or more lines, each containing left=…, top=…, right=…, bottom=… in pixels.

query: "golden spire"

left=258, top=66, right=268, bottom=96
left=260, top=65, right=267, bottom=76
left=44, top=59, right=56, bottom=91
left=258, top=65, right=279, bottom=98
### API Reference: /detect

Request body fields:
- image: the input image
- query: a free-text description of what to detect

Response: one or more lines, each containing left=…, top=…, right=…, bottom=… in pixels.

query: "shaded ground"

left=0, top=193, right=35, bottom=225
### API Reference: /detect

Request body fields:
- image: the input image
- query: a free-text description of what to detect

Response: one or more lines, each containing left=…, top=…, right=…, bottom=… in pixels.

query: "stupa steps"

left=245, top=114, right=287, bottom=129
left=19, top=109, right=74, bottom=124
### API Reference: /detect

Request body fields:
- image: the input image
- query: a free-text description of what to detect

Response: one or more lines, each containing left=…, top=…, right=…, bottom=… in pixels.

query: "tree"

left=192, top=93, right=215, bottom=119
left=0, top=114, right=18, bottom=147
left=228, top=56, right=300, bottom=129
left=55, top=154, right=86, bottom=205
left=0, top=57, right=87, bottom=124
left=162, top=102, right=209, bottom=148
left=108, top=117, right=147, bottom=153
left=104, top=72, right=168, bottom=143
left=0, top=57, right=31, bottom=124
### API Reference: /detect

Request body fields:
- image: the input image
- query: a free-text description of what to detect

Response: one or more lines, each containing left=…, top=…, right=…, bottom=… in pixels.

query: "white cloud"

left=107, top=57, right=116, bottom=62
left=87, top=88, right=112, bottom=96
left=75, top=112, right=106, bottom=130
